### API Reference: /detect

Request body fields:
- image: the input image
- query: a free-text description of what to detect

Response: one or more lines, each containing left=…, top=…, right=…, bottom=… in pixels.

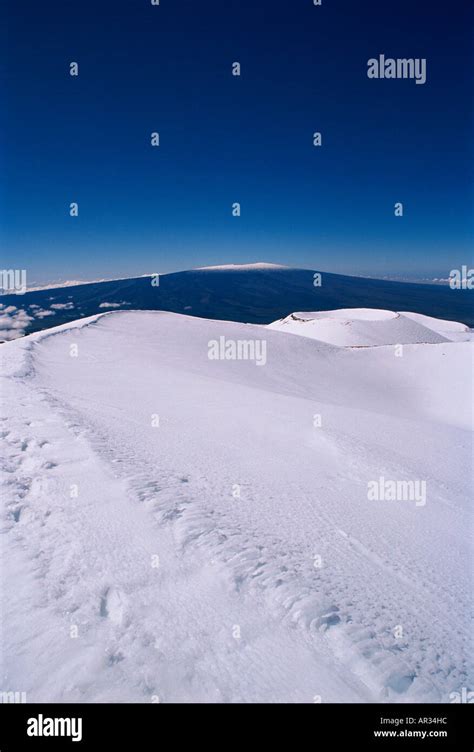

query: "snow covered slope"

left=267, top=308, right=472, bottom=347
left=399, top=311, right=474, bottom=342
left=1, top=311, right=472, bottom=703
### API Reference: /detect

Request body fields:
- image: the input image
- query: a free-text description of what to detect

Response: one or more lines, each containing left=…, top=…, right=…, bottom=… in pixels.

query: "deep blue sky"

left=2, top=0, right=473, bottom=282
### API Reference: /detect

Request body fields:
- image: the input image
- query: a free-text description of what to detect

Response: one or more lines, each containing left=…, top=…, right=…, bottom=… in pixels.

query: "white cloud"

left=50, top=302, right=75, bottom=310
left=0, top=307, right=33, bottom=340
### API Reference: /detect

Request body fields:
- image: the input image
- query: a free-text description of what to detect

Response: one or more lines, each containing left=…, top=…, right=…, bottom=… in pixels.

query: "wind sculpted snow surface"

left=0, top=310, right=472, bottom=703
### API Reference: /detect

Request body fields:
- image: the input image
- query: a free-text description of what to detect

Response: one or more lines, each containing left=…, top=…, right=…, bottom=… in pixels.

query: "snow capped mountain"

left=1, top=309, right=472, bottom=702
left=195, top=262, right=291, bottom=271
left=0, top=264, right=472, bottom=342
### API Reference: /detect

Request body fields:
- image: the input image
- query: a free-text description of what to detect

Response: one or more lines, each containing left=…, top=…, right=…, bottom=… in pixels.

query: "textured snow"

left=399, top=311, right=473, bottom=342
left=0, top=310, right=472, bottom=703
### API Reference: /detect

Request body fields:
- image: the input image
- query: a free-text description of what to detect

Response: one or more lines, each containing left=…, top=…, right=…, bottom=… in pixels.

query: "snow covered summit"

left=195, top=262, right=290, bottom=271
left=268, top=308, right=473, bottom=347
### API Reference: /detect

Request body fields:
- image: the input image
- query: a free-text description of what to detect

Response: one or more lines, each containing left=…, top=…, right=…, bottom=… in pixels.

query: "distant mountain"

left=1, top=263, right=472, bottom=340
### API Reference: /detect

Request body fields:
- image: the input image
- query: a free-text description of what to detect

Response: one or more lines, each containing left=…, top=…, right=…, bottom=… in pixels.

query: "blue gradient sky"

left=2, top=0, right=473, bottom=282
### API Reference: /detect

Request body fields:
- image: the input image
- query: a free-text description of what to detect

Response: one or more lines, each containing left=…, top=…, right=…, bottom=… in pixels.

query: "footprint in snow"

left=100, top=587, right=127, bottom=626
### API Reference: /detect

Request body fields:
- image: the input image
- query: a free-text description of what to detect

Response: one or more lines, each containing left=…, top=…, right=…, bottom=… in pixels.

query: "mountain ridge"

left=1, top=264, right=472, bottom=341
